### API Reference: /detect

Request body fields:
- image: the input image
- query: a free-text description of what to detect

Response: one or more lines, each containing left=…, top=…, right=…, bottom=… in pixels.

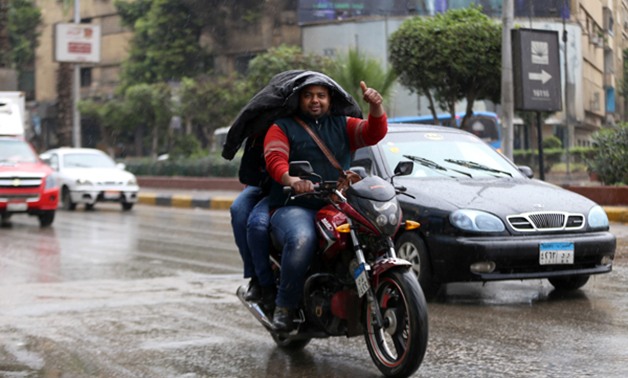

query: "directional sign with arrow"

left=512, top=29, right=562, bottom=112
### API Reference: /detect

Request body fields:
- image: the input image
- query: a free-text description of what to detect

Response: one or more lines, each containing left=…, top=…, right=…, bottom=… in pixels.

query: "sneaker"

left=243, top=278, right=261, bottom=301
left=272, top=306, right=294, bottom=332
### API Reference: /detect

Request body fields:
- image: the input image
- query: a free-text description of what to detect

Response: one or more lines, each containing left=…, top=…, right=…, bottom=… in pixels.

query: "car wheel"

left=1, top=213, right=11, bottom=227
left=548, top=275, right=590, bottom=291
left=85, top=203, right=95, bottom=211
left=61, top=187, right=76, bottom=211
left=38, top=211, right=55, bottom=227
left=395, top=232, right=441, bottom=300
left=121, top=202, right=134, bottom=211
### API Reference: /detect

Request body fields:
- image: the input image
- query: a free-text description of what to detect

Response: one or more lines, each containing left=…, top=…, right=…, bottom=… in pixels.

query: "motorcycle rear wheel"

left=364, top=269, right=428, bottom=378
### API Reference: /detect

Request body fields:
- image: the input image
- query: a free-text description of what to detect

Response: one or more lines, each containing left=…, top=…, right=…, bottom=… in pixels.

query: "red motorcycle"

left=237, top=161, right=428, bottom=378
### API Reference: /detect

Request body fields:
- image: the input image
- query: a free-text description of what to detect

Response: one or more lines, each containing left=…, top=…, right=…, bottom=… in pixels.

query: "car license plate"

left=539, top=242, right=574, bottom=265
left=353, top=263, right=370, bottom=298
left=104, top=190, right=120, bottom=199
left=7, top=202, right=28, bottom=211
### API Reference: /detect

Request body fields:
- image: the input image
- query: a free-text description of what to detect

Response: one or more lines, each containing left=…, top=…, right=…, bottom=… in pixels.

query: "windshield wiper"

left=444, top=159, right=512, bottom=177
left=403, top=155, right=472, bottom=178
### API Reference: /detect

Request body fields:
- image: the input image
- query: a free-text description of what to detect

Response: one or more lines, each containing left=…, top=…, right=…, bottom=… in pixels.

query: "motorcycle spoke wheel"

left=364, top=270, right=428, bottom=378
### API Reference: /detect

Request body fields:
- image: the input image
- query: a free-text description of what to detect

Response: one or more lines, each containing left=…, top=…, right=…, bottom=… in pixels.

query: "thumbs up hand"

left=359, top=81, right=384, bottom=117
left=360, top=81, right=383, bottom=106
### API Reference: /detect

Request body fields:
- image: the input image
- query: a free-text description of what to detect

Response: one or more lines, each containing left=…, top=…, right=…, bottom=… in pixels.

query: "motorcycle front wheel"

left=363, top=269, right=428, bottom=378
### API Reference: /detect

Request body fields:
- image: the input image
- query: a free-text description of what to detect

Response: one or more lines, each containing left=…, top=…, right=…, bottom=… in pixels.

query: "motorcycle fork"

left=348, top=220, right=386, bottom=328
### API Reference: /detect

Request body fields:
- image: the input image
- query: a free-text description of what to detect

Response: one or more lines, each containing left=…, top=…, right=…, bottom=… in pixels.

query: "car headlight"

left=587, top=205, right=609, bottom=229
left=450, top=209, right=505, bottom=232
left=76, top=178, right=93, bottom=186
left=44, top=175, right=57, bottom=190
left=127, top=177, right=137, bottom=186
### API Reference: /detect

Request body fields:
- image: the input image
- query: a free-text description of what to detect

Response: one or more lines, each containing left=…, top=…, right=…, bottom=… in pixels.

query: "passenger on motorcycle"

left=263, top=79, right=388, bottom=332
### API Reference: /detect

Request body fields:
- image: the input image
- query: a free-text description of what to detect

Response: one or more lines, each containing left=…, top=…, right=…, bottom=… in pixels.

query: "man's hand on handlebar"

left=291, top=179, right=315, bottom=194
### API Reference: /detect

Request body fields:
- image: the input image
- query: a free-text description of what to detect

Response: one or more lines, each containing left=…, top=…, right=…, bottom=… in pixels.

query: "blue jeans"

left=270, top=206, right=318, bottom=309
left=247, top=197, right=272, bottom=287
left=230, top=186, right=270, bottom=282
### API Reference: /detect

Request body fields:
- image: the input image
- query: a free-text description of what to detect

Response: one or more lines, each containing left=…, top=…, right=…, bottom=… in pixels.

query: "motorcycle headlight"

left=450, top=209, right=505, bottom=233
left=587, top=205, right=609, bottom=229
left=351, top=196, right=401, bottom=236
left=44, top=175, right=57, bottom=190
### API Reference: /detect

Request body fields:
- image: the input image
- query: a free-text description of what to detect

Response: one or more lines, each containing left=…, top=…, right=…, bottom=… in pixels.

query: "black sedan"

left=352, top=124, right=616, bottom=299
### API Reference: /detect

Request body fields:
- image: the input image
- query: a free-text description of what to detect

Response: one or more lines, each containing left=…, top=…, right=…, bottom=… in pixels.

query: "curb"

left=138, top=191, right=628, bottom=223
left=138, top=192, right=235, bottom=210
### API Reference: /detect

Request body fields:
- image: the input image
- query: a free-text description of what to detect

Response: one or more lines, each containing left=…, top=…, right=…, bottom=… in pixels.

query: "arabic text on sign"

left=69, top=42, right=92, bottom=54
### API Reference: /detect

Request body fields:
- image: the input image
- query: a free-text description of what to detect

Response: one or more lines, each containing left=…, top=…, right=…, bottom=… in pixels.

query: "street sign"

left=54, top=23, right=101, bottom=63
left=512, top=29, right=562, bottom=112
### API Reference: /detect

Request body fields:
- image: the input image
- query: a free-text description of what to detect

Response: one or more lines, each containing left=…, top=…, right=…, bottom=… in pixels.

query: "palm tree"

left=328, top=48, right=397, bottom=115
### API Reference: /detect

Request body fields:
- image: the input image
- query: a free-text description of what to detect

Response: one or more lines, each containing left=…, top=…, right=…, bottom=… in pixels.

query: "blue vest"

left=268, top=113, right=351, bottom=209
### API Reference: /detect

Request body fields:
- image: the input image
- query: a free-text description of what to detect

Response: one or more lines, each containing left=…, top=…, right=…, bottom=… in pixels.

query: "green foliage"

left=169, top=134, right=204, bottom=160
left=542, top=135, right=562, bottom=149
left=124, top=83, right=173, bottom=157
left=115, top=0, right=210, bottom=91
left=245, top=45, right=333, bottom=93
left=389, top=6, right=501, bottom=122
left=586, top=123, right=628, bottom=185
left=6, top=0, right=41, bottom=68
left=178, top=75, right=248, bottom=142
left=328, top=48, right=397, bottom=114
left=124, top=154, right=240, bottom=177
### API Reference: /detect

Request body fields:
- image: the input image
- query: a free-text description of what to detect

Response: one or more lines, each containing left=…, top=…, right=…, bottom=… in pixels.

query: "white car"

left=40, top=148, right=139, bottom=211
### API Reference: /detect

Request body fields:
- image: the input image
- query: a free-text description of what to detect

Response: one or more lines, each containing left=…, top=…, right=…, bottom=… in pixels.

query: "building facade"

left=29, top=0, right=626, bottom=151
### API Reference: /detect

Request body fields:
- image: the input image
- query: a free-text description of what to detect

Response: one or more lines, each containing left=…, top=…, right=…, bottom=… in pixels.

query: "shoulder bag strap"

left=293, top=116, right=344, bottom=174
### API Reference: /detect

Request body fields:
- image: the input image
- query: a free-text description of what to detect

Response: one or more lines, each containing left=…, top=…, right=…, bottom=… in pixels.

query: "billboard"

left=54, top=23, right=101, bottom=63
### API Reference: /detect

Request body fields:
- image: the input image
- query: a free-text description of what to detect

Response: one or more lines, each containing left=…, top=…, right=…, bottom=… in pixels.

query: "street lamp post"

left=72, top=0, right=81, bottom=147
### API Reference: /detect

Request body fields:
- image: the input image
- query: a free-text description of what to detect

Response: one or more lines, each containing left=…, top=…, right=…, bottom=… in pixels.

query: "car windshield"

left=378, top=130, right=523, bottom=179
left=62, top=152, right=116, bottom=168
left=0, top=139, right=38, bottom=163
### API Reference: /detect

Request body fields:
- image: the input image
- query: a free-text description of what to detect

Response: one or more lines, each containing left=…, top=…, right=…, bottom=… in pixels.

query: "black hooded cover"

left=221, top=70, right=363, bottom=160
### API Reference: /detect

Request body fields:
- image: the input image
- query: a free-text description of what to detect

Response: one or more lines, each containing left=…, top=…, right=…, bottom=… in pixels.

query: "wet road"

left=0, top=204, right=627, bottom=377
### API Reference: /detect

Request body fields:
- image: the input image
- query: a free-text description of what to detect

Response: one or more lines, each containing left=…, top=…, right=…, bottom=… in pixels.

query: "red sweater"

left=264, top=113, right=387, bottom=183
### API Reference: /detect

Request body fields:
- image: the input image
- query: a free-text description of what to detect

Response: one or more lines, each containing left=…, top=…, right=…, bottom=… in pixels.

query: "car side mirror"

left=518, top=165, right=534, bottom=178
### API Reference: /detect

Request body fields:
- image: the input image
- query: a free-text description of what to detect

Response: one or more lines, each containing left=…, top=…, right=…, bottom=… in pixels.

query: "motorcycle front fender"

left=370, top=257, right=412, bottom=287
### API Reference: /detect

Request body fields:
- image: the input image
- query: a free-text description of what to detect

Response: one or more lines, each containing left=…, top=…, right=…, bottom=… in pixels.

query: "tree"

left=328, top=48, right=397, bottom=115
left=178, top=74, right=248, bottom=149
left=7, top=0, right=41, bottom=69
left=389, top=6, right=501, bottom=127
left=245, top=44, right=333, bottom=94
left=114, top=0, right=210, bottom=91
left=124, top=83, right=173, bottom=158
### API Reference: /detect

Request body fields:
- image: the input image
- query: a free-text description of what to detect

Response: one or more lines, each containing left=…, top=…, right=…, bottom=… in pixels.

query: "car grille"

left=0, top=174, right=44, bottom=188
left=507, top=211, right=585, bottom=232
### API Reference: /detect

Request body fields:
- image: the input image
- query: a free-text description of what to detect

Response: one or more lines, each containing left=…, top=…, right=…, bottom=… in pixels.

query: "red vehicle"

left=0, top=136, right=59, bottom=227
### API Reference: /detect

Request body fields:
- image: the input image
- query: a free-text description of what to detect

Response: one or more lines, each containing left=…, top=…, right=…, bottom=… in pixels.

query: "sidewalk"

left=137, top=186, right=628, bottom=223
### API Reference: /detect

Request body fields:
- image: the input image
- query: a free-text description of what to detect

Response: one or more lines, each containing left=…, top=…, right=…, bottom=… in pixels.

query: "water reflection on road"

left=0, top=204, right=626, bottom=377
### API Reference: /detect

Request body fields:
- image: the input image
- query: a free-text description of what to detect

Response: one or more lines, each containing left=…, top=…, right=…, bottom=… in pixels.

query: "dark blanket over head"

left=221, top=70, right=363, bottom=160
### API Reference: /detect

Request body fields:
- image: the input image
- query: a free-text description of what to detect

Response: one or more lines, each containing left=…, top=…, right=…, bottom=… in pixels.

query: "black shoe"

left=272, top=306, right=294, bottom=332
left=244, top=278, right=261, bottom=301
left=260, top=286, right=276, bottom=314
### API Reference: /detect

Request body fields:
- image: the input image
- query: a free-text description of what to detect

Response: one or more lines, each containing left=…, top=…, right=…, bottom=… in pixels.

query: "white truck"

left=0, top=91, right=27, bottom=135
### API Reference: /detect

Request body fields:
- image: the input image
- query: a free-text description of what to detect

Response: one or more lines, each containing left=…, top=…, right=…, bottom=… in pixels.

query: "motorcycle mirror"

left=289, top=160, right=315, bottom=178
left=394, top=161, right=413, bottom=177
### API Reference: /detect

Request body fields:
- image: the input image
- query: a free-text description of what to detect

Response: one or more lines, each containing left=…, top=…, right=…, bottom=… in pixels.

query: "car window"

left=62, top=153, right=116, bottom=168
left=0, top=140, right=39, bottom=163
left=378, top=131, right=523, bottom=179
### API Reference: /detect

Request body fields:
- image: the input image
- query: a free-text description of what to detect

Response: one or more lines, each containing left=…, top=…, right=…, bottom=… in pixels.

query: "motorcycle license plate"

left=539, top=242, right=574, bottom=265
left=353, top=263, right=370, bottom=298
